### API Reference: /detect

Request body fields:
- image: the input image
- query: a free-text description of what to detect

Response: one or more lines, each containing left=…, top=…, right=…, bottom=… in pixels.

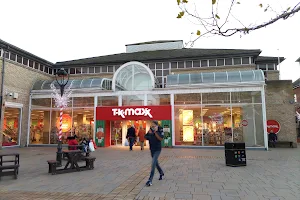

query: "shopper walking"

left=138, top=125, right=146, bottom=150
left=145, top=120, right=164, bottom=186
left=126, top=125, right=136, bottom=151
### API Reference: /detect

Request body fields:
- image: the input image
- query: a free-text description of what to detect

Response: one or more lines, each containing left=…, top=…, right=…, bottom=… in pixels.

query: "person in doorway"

left=145, top=120, right=164, bottom=186
left=268, top=130, right=277, bottom=148
left=138, top=125, right=146, bottom=150
left=126, top=125, right=136, bottom=151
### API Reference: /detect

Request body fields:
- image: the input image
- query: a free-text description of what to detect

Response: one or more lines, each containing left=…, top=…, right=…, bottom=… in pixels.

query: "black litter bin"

left=224, top=142, right=246, bottom=167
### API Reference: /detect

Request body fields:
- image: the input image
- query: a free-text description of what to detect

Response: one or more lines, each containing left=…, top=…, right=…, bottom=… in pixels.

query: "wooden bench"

left=85, top=157, right=96, bottom=170
left=63, top=145, right=90, bottom=160
left=0, top=153, right=20, bottom=180
left=268, top=141, right=293, bottom=148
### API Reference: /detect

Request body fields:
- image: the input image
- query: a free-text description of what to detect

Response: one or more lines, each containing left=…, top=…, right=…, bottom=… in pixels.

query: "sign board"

left=96, top=105, right=171, bottom=120
left=267, top=120, right=280, bottom=134
left=241, top=120, right=248, bottom=127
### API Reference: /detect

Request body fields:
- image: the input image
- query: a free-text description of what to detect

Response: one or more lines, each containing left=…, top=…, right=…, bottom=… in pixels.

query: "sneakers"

left=146, top=180, right=152, bottom=187
left=159, top=173, right=164, bottom=180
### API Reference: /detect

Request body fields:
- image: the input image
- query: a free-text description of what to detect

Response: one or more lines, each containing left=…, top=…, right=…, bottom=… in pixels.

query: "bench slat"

left=0, top=165, right=19, bottom=170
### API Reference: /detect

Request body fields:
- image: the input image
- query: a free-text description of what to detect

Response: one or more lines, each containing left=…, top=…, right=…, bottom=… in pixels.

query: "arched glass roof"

left=112, top=61, right=156, bottom=91
left=166, top=70, right=265, bottom=87
left=31, top=78, right=112, bottom=91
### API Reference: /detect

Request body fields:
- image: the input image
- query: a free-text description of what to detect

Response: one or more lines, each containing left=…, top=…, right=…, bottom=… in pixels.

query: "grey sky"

left=1, top=0, right=299, bottom=80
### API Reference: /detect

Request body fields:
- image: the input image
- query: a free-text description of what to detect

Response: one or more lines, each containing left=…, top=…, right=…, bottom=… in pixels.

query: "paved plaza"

left=0, top=146, right=300, bottom=200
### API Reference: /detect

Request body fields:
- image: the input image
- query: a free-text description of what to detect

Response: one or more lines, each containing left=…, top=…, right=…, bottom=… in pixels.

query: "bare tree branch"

left=177, top=0, right=300, bottom=47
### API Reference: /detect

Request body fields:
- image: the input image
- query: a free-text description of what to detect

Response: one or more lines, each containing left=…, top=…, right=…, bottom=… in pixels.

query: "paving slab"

left=0, top=146, right=300, bottom=199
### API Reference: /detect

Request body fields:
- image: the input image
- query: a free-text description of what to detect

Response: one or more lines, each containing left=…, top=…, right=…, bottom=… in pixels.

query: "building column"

left=261, top=86, right=268, bottom=150
left=171, top=93, right=175, bottom=147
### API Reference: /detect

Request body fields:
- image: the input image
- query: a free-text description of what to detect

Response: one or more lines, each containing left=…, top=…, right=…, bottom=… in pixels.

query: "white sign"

left=112, top=108, right=153, bottom=119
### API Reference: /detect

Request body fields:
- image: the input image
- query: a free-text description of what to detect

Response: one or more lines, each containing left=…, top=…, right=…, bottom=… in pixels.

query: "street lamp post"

left=55, top=68, right=69, bottom=166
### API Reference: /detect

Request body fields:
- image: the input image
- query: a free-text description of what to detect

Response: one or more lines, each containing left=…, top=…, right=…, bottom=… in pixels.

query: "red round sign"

left=267, top=120, right=280, bottom=134
left=241, top=120, right=248, bottom=126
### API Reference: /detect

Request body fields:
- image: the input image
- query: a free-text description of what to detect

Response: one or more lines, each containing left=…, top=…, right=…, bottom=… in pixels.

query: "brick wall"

left=266, top=71, right=279, bottom=80
left=0, top=59, right=52, bottom=148
left=265, top=80, right=297, bottom=146
left=171, top=65, right=256, bottom=74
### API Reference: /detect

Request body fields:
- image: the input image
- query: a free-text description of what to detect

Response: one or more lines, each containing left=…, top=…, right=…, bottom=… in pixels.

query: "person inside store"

left=145, top=120, right=164, bottom=187
left=126, top=125, right=136, bottom=151
left=268, top=130, right=277, bottom=147
left=138, top=125, right=146, bottom=150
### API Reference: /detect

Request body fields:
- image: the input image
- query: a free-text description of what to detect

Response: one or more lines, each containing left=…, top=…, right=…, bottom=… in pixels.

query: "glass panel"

left=156, top=70, right=162, bottom=76
left=44, top=67, right=49, bottom=73
left=2, top=107, right=20, bottom=146
left=163, top=69, right=169, bottom=76
left=267, top=64, right=275, bottom=70
left=192, top=60, right=200, bottom=68
left=23, top=58, right=28, bottom=66
left=82, top=67, right=88, bottom=74
left=10, top=53, right=16, bottom=61
left=202, top=106, right=232, bottom=146
left=49, top=68, right=53, bottom=75
left=102, top=66, right=108, bottom=73
left=202, top=92, right=230, bottom=104
left=72, top=108, right=94, bottom=141
left=42, top=80, right=54, bottom=90
left=175, top=93, right=201, bottom=105
left=80, top=79, right=93, bottom=88
left=202, top=72, right=214, bottom=83
left=171, top=62, right=177, bottom=69
left=34, top=62, right=39, bottom=70
left=71, top=80, right=82, bottom=88
left=254, top=70, right=264, bottom=81
left=147, top=94, right=170, bottom=105
left=178, top=74, right=189, bottom=84
left=232, top=104, right=264, bottom=147
left=108, top=66, right=114, bottom=72
left=32, top=80, right=44, bottom=90
left=149, top=63, right=155, bottom=70
left=122, top=95, right=144, bottom=106
left=163, top=62, right=169, bottom=70
left=174, top=106, right=202, bottom=146
left=75, top=68, right=82, bottom=74
left=156, top=63, right=162, bottom=69
left=178, top=61, right=184, bottom=68
left=30, top=110, right=50, bottom=144
left=228, top=71, right=241, bottom=82
left=95, top=67, right=101, bottom=73
left=70, top=68, right=75, bottom=74
left=90, top=78, right=103, bottom=88
left=17, top=55, right=22, bottom=63
left=201, top=60, right=208, bottom=67
left=215, top=72, right=227, bottom=83
left=166, top=75, right=178, bottom=86
left=241, top=71, right=254, bottom=82
left=258, top=64, right=266, bottom=70
left=217, top=59, right=225, bottom=66
left=209, top=59, right=216, bottom=67
left=242, top=57, right=250, bottom=64
left=32, top=98, right=51, bottom=109
left=89, top=67, right=95, bottom=74
left=29, top=60, right=34, bottom=68
left=225, top=58, right=232, bottom=65
left=50, top=109, right=72, bottom=144
left=73, top=97, right=94, bottom=107
left=186, top=61, right=192, bottom=68
left=190, top=73, right=202, bottom=84
left=234, top=58, right=241, bottom=65
left=231, top=91, right=262, bottom=104
left=98, top=96, right=118, bottom=106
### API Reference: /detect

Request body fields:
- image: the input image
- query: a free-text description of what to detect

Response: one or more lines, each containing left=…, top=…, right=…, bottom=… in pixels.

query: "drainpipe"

left=0, top=47, right=6, bottom=149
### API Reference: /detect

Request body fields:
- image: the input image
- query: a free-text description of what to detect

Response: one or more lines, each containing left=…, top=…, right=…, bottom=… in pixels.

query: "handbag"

left=89, top=141, right=95, bottom=152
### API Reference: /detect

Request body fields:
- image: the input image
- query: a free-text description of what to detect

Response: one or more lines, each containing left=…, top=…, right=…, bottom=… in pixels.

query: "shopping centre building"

left=0, top=39, right=297, bottom=150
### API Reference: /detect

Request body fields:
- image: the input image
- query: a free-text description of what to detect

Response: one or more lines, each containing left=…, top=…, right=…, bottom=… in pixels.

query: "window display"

left=2, top=107, right=20, bottom=146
